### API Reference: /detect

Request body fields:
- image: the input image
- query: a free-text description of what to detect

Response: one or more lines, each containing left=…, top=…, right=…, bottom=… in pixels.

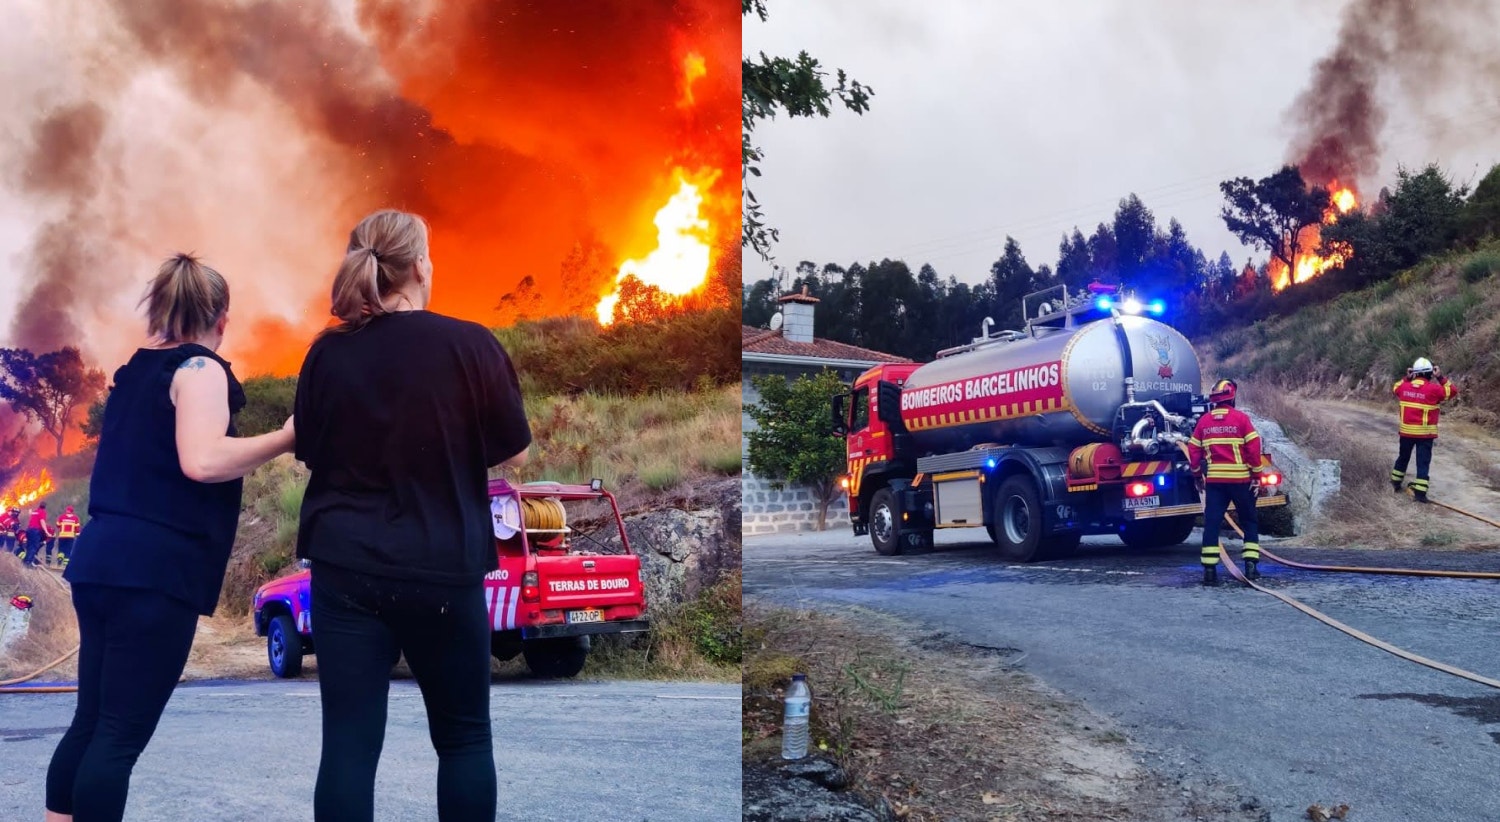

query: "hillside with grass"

left=2, top=307, right=742, bottom=682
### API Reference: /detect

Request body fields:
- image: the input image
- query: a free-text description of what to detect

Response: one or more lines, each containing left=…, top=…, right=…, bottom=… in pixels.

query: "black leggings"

left=310, top=562, right=496, bottom=822
left=45, top=584, right=199, bottom=821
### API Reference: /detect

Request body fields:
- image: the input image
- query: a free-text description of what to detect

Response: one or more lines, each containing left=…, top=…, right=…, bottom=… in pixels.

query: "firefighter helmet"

left=1209, top=378, right=1238, bottom=405
left=1412, top=357, right=1434, bottom=375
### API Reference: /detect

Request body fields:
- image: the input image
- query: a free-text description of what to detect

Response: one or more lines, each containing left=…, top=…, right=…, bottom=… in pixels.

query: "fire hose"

left=1220, top=513, right=1500, bottom=691
left=0, top=566, right=80, bottom=694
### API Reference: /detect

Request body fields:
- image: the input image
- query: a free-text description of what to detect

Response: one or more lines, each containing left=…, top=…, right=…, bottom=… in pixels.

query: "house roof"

left=741, top=325, right=912, bottom=365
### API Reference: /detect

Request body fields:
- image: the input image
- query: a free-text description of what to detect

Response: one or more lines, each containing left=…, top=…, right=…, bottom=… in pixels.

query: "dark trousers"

left=310, top=562, right=496, bottom=822
left=1392, top=436, right=1434, bottom=493
left=1200, top=482, right=1259, bottom=567
left=56, top=536, right=75, bottom=561
left=23, top=528, right=44, bottom=564
left=3, top=533, right=15, bottom=555
left=45, top=584, right=198, bottom=821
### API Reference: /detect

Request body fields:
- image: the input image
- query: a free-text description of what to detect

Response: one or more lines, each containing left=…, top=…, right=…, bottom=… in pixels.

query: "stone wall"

left=743, top=471, right=851, bottom=536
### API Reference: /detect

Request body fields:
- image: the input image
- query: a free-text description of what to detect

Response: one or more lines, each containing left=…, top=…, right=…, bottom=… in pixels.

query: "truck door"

left=847, top=384, right=873, bottom=496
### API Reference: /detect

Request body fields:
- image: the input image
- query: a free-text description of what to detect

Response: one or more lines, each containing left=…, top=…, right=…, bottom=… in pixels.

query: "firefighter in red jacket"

left=0, top=507, right=16, bottom=556
left=23, top=502, right=55, bottom=567
left=1188, top=379, right=1265, bottom=585
left=54, top=504, right=82, bottom=567
left=1391, top=357, right=1458, bottom=503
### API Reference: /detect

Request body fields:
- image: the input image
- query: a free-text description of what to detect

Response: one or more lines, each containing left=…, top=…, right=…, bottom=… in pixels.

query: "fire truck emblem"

left=1145, top=332, right=1174, bottom=379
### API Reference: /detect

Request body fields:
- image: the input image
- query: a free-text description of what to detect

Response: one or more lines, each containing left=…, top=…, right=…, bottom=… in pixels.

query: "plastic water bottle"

left=781, top=673, right=811, bottom=760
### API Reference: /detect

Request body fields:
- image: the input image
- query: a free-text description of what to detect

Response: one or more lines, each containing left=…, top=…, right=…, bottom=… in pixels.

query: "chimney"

left=777, top=285, right=820, bottom=344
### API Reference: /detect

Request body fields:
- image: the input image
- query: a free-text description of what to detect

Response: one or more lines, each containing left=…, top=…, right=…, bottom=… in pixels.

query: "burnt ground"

left=745, top=527, right=1500, bottom=822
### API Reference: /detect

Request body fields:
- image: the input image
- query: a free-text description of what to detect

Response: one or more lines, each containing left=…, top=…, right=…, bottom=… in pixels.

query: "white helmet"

left=1412, top=357, right=1434, bottom=374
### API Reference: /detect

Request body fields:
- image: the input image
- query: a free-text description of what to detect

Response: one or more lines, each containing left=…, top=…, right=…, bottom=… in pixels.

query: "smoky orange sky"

left=0, top=0, right=740, bottom=377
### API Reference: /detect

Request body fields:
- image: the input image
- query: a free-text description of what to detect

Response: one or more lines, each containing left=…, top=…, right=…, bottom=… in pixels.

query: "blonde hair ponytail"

left=141, top=253, right=229, bottom=343
left=327, top=209, right=430, bottom=332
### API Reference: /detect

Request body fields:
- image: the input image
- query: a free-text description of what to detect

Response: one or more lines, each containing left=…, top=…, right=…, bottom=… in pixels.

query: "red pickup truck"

left=252, top=478, right=650, bottom=679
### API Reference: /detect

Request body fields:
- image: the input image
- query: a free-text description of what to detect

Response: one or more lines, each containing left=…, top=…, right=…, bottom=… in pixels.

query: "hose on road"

left=0, top=565, right=80, bottom=694
left=1220, top=514, right=1500, bottom=691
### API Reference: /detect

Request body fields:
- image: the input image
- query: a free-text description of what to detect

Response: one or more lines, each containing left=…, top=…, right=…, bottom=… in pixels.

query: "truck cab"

left=253, top=478, right=649, bottom=679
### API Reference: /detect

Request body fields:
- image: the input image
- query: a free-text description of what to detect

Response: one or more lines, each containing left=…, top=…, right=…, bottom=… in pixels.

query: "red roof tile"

left=741, top=325, right=912, bottom=363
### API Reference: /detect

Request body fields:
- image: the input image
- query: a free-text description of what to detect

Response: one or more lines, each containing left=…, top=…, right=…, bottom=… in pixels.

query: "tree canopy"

left=1219, top=165, right=1330, bottom=274
left=744, top=369, right=849, bottom=531
left=0, top=346, right=106, bottom=458
left=742, top=0, right=873, bottom=260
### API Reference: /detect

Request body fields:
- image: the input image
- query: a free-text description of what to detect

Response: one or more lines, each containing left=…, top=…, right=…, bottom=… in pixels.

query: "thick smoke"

left=1285, top=0, right=1500, bottom=188
left=0, top=0, right=739, bottom=376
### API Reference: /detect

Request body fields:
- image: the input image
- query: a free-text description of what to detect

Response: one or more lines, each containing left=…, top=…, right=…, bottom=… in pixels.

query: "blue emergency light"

left=986, top=458, right=997, bottom=469
left=1148, top=299, right=1166, bottom=315
left=1155, top=474, right=1170, bottom=488
left=1094, top=297, right=1113, bottom=310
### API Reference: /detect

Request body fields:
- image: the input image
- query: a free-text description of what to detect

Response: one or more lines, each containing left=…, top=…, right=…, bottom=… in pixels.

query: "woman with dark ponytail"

left=44, top=254, right=294, bottom=822
left=295, top=210, right=531, bottom=821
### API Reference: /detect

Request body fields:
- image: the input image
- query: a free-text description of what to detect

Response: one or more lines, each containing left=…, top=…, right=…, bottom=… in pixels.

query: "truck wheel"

left=869, top=489, right=904, bottom=556
left=523, top=636, right=590, bottom=679
left=992, top=476, right=1044, bottom=562
left=267, top=614, right=304, bottom=679
left=490, top=634, right=521, bottom=663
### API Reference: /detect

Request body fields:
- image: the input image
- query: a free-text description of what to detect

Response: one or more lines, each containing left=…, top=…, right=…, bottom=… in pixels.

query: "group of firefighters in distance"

left=0, top=501, right=82, bottom=569
left=1189, top=356, right=1457, bottom=586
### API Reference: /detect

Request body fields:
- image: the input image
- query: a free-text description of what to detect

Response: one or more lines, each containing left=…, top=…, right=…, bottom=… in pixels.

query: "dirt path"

left=1304, top=397, right=1500, bottom=548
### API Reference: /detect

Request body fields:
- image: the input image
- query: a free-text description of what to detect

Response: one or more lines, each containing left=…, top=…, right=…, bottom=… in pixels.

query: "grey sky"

left=744, top=0, right=1500, bottom=288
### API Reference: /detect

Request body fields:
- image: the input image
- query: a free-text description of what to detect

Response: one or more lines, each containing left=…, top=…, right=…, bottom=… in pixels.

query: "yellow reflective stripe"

left=1399, top=401, right=1440, bottom=411
left=1202, top=437, right=1247, bottom=445
left=1243, top=431, right=1259, bottom=442
left=1187, top=437, right=1202, bottom=447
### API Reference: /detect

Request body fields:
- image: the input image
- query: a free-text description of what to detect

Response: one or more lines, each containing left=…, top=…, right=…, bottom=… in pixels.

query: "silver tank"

left=898, top=316, right=1201, bottom=451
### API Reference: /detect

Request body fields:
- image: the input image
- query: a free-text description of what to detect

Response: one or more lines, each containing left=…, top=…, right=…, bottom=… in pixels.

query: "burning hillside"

left=0, top=0, right=740, bottom=377
left=1268, top=181, right=1359, bottom=292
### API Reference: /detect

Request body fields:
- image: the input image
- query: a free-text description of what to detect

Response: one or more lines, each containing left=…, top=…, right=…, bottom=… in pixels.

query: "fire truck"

left=253, top=478, right=649, bottom=679
left=833, top=283, right=1288, bottom=559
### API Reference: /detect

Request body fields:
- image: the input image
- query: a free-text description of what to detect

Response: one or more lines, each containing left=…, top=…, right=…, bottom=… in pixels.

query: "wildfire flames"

left=1269, top=182, right=1359, bottom=291
left=0, top=468, right=54, bottom=511
left=0, top=0, right=740, bottom=378
left=595, top=170, right=717, bottom=325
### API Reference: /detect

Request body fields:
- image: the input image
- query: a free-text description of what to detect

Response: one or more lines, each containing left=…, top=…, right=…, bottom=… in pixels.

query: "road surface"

left=0, top=678, right=739, bottom=821
left=746, top=528, right=1500, bottom=822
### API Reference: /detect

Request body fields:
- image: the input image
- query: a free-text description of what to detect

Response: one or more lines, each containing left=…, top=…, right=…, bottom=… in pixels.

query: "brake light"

left=1126, top=482, right=1152, bottom=497
left=839, top=476, right=850, bottom=490
left=1262, top=473, right=1281, bottom=486
left=522, top=571, right=539, bottom=603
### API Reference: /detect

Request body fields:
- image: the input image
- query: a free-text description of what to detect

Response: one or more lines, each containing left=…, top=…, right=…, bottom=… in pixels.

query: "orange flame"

left=1, top=468, right=55, bottom=512
left=678, top=51, right=707, bottom=108
left=595, top=169, right=717, bottom=325
left=1270, top=182, right=1359, bottom=291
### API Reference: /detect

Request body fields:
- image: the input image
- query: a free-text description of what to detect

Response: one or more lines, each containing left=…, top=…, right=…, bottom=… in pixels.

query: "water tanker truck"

left=833, top=283, right=1288, bottom=559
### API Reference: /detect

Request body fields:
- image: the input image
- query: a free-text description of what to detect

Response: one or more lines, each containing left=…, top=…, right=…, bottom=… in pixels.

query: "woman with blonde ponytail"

left=44, top=254, right=294, bottom=822
left=294, top=209, right=531, bottom=821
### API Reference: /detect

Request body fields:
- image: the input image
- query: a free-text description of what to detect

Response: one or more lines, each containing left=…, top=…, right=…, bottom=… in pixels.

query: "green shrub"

left=681, top=570, right=742, bottom=665
left=1462, top=251, right=1500, bottom=284
left=1425, top=290, right=1479, bottom=341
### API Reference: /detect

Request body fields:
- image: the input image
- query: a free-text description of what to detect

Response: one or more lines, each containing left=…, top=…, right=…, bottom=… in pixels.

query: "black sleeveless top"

left=64, top=344, right=247, bottom=615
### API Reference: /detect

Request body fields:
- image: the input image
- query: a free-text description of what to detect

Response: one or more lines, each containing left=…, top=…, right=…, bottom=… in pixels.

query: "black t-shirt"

left=294, top=311, right=531, bottom=585
left=65, top=344, right=247, bottom=615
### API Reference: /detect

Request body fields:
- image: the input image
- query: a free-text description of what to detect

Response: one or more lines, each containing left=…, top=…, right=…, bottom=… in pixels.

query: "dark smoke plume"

left=1, top=0, right=739, bottom=375
left=1285, top=0, right=1500, bottom=188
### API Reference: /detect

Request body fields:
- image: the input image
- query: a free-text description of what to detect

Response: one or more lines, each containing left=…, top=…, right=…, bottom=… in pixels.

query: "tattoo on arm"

left=178, top=357, right=208, bottom=371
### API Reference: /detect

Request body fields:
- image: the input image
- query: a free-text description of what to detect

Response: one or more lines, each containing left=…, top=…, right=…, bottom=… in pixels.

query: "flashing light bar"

left=1122, top=298, right=1144, bottom=315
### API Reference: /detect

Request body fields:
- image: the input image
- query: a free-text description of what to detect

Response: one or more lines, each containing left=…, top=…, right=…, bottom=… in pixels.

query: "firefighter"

left=0, top=507, right=16, bottom=556
left=23, top=501, right=54, bottom=567
left=1391, top=357, right=1458, bottom=503
left=54, top=504, right=81, bottom=567
left=1188, top=379, right=1266, bottom=585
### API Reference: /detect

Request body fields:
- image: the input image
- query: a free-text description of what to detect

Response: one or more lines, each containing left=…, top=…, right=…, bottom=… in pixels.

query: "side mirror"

left=877, top=381, right=906, bottom=431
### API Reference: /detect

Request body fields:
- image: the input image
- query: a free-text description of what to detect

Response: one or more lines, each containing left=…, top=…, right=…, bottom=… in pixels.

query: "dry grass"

left=511, top=386, right=741, bottom=511
left=743, top=605, right=1207, bottom=821
left=0, top=555, right=79, bottom=682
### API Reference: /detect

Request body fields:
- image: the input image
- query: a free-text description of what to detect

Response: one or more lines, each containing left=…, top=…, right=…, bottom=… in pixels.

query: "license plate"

left=1123, top=496, right=1160, bottom=511
left=567, top=609, right=604, bottom=624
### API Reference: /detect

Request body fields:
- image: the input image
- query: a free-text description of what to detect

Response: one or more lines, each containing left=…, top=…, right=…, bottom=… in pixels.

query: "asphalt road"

left=746, top=528, right=1500, bottom=822
left=0, top=678, right=740, bottom=821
